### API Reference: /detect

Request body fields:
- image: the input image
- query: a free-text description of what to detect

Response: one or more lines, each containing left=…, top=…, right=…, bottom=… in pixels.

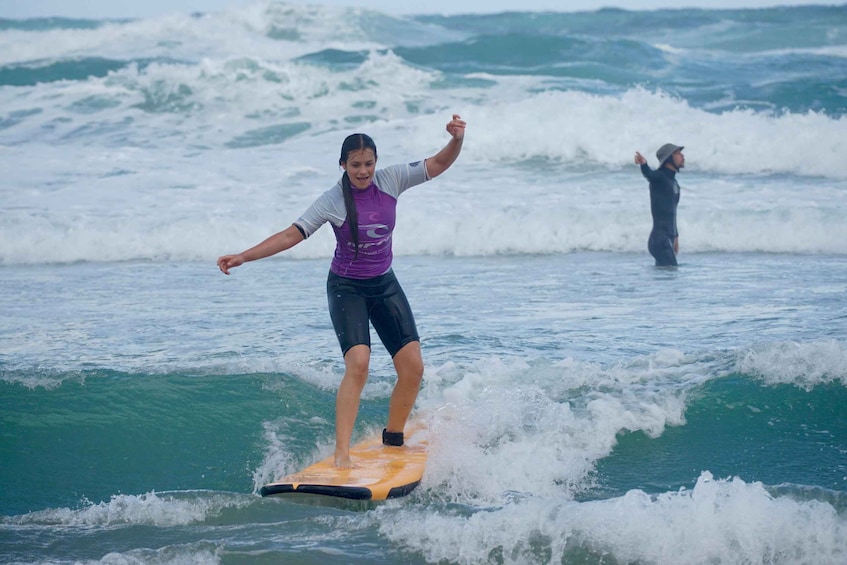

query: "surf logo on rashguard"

left=358, top=222, right=392, bottom=252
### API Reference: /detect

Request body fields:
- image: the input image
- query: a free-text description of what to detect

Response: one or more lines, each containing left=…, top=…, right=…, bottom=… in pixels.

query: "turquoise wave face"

left=0, top=57, right=186, bottom=87
left=594, top=376, right=847, bottom=501
left=4, top=363, right=846, bottom=517
left=0, top=370, right=341, bottom=516
left=0, top=17, right=110, bottom=31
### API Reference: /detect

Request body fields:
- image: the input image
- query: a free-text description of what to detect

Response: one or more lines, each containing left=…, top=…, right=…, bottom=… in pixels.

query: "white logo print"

left=362, top=223, right=390, bottom=240
left=343, top=223, right=391, bottom=251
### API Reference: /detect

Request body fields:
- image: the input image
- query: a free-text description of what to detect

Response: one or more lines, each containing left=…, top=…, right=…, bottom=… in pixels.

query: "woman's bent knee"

left=344, top=345, right=371, bottom=380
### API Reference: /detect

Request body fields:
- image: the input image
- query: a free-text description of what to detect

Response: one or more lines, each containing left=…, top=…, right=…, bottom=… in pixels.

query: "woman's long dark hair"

left=339, top=133, right=377, bottom=259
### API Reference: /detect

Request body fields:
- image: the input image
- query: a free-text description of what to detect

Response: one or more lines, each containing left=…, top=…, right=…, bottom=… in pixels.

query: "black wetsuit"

left=640, top=163, right=680, bottom=267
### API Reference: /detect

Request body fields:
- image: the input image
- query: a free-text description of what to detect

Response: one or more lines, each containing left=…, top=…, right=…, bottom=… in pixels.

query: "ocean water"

left=1, top=2, right=846, bottom=564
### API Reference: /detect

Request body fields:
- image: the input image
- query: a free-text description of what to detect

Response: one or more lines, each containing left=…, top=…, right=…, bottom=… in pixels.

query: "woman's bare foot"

left=334, top=449, right=353, bottom=469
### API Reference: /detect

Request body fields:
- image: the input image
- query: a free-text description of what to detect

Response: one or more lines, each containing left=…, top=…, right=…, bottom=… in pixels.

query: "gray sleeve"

left=293, top=183, right=347, bottom=238
left=374, top=160, right=430, bottom=198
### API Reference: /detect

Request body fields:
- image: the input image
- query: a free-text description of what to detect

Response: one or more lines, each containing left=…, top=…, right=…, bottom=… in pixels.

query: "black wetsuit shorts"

left=326, top=269, right=419, bottom=357
left=648, top=231, right=678, bottom=267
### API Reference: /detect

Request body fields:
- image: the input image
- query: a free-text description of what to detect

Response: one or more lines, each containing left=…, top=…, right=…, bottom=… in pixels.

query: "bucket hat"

left=656, top=143, right=683, bottom=165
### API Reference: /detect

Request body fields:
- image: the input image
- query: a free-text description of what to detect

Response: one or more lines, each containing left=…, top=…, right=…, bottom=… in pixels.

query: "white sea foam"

left=2, top=144, right=845, bottom=265
left=2, top=3, right=846, bottom=266
left=460, top=86, right=847, bottom=176
left=0, top=3, right=392, bottom=67
left=376, top=472, right=847, bottom=565
left=88, top=546, right=221, bottom=565
left=412, top=353, right=695, bottom=503
left=3, top=73, right=846, bottom=265
left=736, top=339, right=847, bottom=388
left=6, top=491, right=249, bottom=527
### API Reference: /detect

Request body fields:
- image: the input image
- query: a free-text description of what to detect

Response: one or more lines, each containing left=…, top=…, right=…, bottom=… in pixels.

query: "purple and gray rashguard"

left=294, top=160, right=431, bottom=355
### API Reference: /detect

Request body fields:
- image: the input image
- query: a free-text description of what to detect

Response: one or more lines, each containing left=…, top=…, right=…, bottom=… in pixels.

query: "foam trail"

left=376, top=472, right=847, bottom=565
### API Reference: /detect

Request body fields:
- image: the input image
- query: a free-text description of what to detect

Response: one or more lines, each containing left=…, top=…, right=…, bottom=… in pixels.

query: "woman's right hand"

left=217, top=254, right=244, bottom=275
left=634, top=151, right=646, bottom=165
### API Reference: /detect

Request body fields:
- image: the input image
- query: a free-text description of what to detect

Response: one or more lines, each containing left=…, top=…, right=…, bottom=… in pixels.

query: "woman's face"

left=342, top=148, right=377, bottom=189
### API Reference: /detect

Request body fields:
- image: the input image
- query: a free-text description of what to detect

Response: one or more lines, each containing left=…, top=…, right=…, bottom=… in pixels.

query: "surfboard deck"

left=260, top=425, right=427, bottom=501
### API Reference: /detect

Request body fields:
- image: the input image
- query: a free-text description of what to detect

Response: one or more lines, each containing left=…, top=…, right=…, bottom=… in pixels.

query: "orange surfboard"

left=260, top=425, right=427, bottom=501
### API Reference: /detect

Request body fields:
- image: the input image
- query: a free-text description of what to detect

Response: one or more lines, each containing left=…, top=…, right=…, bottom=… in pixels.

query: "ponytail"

left=340, top=172, right=359, bottom=258
left=339, top=133, right=377, bottom=261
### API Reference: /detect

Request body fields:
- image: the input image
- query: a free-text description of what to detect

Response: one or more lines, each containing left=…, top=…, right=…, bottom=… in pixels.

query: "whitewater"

left=1, top=2, right=846, bottom=564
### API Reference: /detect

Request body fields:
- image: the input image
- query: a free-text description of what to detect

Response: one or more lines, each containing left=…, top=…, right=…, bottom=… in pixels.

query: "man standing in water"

left=634, top=143, right=684, bottom=267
